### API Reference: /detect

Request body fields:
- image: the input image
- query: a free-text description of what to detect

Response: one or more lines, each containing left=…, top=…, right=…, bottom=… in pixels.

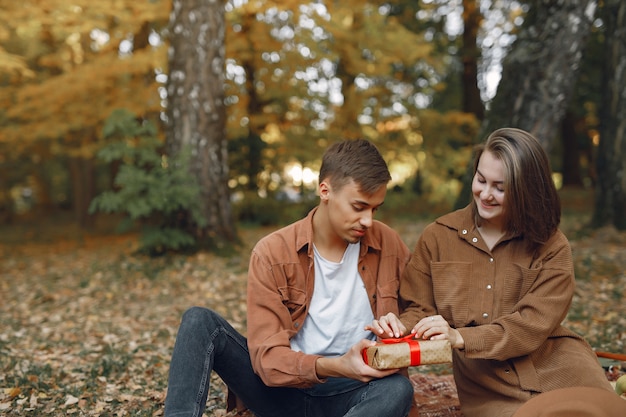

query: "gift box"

left=362, top=335, right=452, bottom=370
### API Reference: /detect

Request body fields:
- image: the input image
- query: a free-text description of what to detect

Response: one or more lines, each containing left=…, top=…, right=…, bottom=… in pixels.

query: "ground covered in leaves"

left=1, top=195, right=625, bottom=416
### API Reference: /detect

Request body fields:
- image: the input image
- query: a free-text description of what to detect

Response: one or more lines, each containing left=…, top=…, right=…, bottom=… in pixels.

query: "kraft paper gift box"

left=362, top=335, right=452, bottom=370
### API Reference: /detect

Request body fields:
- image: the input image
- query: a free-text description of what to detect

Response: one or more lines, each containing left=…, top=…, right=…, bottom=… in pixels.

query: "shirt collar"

left=295, top=206, right=382, bottom=256
left=436, top=205, right=522, bottom=242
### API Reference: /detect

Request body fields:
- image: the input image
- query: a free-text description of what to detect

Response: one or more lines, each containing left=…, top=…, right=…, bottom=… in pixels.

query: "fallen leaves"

left=0, top=228, right=261, bottom=416
left=0, top=218, right=624, bottom=416
left=64, top=395, right=80, bottom=406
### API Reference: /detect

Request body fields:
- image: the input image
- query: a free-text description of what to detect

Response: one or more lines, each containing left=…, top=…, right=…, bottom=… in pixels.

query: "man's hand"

left=315, top=339, right=400, bottom=382
left=365, top=312, right=406, bottom=339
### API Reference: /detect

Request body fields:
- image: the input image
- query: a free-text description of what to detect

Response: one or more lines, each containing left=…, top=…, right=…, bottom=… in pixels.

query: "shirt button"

left=472, top=237, right=478, bottom=243
left=489, top=258, right=494, bottom=262
left=486, top=284, right=492, bottom=290
left=482, top=313, right=489, bottom=318
left=462, top=229, right=468, bottom=235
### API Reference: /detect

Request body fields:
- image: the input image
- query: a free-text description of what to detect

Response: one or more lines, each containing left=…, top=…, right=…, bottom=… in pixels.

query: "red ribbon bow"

left=363, top=334, right=422, bottom=366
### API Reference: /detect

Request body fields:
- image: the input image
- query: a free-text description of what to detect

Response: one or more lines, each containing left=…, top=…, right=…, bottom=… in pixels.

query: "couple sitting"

left=163, top=132, right=621, bottom=417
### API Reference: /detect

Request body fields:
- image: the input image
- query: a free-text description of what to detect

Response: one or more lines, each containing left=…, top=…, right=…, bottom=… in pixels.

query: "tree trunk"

left=242, top=59, right=266, bottom=192
left=487, top=0, right=596, bottom=150
left=69, top=157, right=96, bottom=229
left=333, top=9, right=365, bottom=141
left=560, top=110, right=584, bottom=187
left=592, top=0, right=626, bottom=230
left=462, top=0, right=484, bottom=120
left=454, top=0, right=596, bottom=209
left=165, top=0, right=236, bottom=244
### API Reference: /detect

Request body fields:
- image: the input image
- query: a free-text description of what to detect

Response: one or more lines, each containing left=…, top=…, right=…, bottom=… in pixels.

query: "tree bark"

left=462, top=0, right=484, bottom=120
left=454, top=0, right=596, bottom=209
left=592, top=0, right=626, bottom=230
left=165, top=0, right=236, bottom=243
left=560, top=110, right=584, bottom=187
left=240, top=59, right=265, bottom=192
left=69, top=156, right=96, bottom=229
left=486, top=0, right=595, bottom=150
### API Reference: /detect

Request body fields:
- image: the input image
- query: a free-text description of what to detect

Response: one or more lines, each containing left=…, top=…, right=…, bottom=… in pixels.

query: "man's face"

left=321, top=178, right=387, bottom=244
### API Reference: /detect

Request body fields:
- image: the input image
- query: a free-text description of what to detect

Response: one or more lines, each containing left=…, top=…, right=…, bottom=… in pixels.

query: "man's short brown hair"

left=319, top=139, right=391, bottom=194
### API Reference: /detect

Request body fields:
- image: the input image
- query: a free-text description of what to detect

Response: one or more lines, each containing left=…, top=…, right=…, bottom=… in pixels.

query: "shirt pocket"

left=501, top=264, right=541, bottom=315
left=274, top=262, right=308, bottom=318
left=278, top=285, right=307, bottom=317
left=376, top=278, right=399, bottom=315
left=431, top=262, right=471, bottom=327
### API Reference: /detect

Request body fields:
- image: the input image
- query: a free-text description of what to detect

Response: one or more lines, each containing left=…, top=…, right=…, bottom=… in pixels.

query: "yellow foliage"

left=322, top=5, right=433, bottom=77
left=0, top=0, right=169, bottom=157
left=3, top=46, right=165, bottom=157
left=1, top=0, right=453, bottom=175
left=0, top=47, right=35, bottom=80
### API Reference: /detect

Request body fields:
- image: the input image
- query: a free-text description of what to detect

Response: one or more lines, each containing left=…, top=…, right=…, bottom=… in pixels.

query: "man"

left=164, top=139, right=414, bottom=417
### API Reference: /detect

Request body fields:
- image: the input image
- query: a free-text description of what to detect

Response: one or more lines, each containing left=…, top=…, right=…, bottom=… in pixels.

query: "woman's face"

left=472, top=150, right=506, bottom=229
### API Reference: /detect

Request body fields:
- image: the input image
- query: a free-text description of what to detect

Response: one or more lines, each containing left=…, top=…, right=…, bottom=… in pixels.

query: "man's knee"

left=364, top=375, right=413, bottom=416
left=386, top=375, right=414, bottom=413
left=182, top=306, right=209, bottom=321
left=395, top=375, right=414, bottom=403
left=180, top=306, right=221, bottom=332
left=374, top=375, right=414, bottom=403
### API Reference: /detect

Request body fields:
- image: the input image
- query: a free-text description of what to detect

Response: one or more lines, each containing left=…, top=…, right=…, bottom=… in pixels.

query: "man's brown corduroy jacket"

left=226, top=207, right=410, bottom=411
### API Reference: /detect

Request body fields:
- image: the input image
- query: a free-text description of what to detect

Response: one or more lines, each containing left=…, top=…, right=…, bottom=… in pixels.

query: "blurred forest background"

left=0, top=0, right=624, bottom=252
left=1, top=0, right=626, bottom=415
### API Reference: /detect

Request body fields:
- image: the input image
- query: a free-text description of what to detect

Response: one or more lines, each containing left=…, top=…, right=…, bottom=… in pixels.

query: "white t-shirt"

left=290, top=242, right=376, bottom=356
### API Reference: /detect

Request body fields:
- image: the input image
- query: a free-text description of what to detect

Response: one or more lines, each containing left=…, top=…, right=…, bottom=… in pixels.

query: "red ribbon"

left=363, top=334, right=422, bottom=366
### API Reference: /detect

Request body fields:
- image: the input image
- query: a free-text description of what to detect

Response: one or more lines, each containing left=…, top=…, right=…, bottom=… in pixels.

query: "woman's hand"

left=365, top=312, right=407, bottom=339
left=411, top=315, right=465, bottom=349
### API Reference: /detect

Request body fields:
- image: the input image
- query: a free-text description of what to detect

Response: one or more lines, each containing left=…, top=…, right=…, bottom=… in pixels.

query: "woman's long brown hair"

left=471, top=128, right=561, bottom=252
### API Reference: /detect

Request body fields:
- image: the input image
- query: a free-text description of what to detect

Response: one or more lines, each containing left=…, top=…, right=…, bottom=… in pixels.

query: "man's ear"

left=319, top=180, right=331, bottom=202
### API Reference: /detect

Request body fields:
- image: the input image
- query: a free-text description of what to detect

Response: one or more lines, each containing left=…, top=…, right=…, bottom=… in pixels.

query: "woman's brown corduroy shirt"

left=399, top=206, right=613, bottom=417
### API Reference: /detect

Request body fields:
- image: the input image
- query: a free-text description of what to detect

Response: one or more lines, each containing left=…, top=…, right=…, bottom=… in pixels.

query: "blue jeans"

left=164, top=307, right=413, bottom=417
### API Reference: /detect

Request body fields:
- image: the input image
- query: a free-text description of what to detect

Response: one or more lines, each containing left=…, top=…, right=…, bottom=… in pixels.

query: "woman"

left=369, top=128, right=615, bottom=417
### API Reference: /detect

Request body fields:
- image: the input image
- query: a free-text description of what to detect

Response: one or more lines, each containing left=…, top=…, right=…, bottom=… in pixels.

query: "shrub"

left=89, top=109, right=206, bottom=255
